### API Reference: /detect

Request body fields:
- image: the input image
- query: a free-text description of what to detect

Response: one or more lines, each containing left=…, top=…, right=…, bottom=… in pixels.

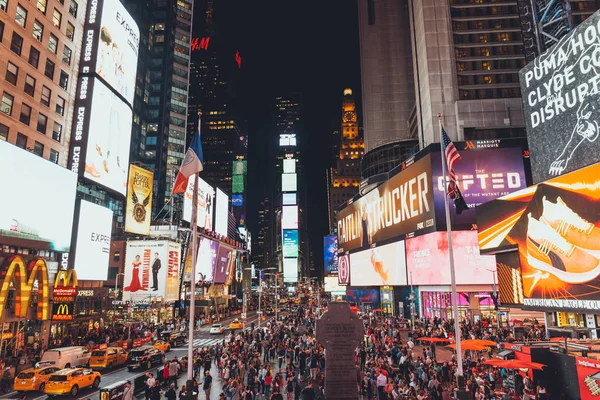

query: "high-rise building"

left=357, top=0, right=416, bottom=152
left=253, top=193, right=271, bottom=270
left=123, top=0, right=193, bottom=218
left=0, top=0, right=87, bottom=166
left=328, top=89, right=364, bottom=232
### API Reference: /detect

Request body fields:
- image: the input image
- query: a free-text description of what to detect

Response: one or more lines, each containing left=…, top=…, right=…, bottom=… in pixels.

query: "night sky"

left=204, top=0, right=362, bottom=272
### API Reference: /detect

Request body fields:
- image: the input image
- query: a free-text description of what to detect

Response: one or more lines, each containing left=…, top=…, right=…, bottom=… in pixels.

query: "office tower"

left=357, top=0, right=416, bottom=152
left=253, top=194, right=271, bottom=270
left=328, top=89, right=364, bottom=232
left=123, top=0, right=194, bottom=218
left=0, top=0, right=86, bottom=167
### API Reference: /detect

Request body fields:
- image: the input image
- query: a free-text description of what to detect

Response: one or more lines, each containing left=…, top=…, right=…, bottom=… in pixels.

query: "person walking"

left=203, top=370, right=213, bottom=399
left=123, top=381, right=134, bottom=400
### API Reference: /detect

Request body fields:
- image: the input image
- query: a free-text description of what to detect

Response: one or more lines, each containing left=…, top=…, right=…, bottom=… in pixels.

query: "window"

left=0, top=20, right=4, bottom=41
left=52, top=8, right=62, bottom=28
left=155, top=23, right=165, bottom=31
left=59, top=70, right=68, bottom=90
left=1, top=92, right=14, bottom=115
left=19, top=103, right=31, bottom=125
left=28, top=46, right=40, bottom=68
left=55, top=95, right=64, bottom=115
left=15, top=4, right=27, bottom=27
left=0, top=123, right=8, bottom=141
left=52, top=121, right=62, bottom=141
left=33, top=141, right=43, bottom=156
left=44, top=59, right=55, bottom=79
left=68, top=0, right=78, bottom=17
left=49, top=149, right=59, bottom=163
left=66, top=22, right=74, bottom=40
left=24, top=74, right=35, bottom=96
left=368, top=0, right=375, bottom=25
left=48, top=33, right=58, bottom=53
left=10, top=32, right=23, bottom=55
left=0, top=0, right=7, bottom=12
left=41, top=86, right=51, bottom=106
left=5, top=62, right=18, bottom=85
left=62, top=45, right=72, bottom=65
left=113, top=251, right=121, bottom=262
left=37, top=0, right=47, bottom=14
left=36, top=113, right=47, bottom=134
left=32, top=19, right=43, bottom=41
left=16, top=133, right=27, bottom=149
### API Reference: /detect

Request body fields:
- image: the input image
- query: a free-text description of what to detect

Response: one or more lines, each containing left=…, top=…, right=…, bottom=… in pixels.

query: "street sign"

left=241, top=312, right=247, bottom=319
left=257, top=311, right=262, bottom=314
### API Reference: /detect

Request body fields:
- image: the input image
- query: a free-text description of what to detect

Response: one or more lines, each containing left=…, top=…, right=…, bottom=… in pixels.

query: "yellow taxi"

left=44, top=368, right=101, bottom=397
left=89, top=347, right=128, bottom=370
left=14, top=366, right=60, bottom=393
left=151, top=340, right=171, bottom=353
left=229, top=319, right=243, bottom=330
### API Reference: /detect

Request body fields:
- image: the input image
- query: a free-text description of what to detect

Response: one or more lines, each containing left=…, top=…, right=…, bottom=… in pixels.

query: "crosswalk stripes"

left=173, top=338, right=226, bottom=350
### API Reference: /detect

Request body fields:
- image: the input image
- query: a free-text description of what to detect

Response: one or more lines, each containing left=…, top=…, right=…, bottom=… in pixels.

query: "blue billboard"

left=323, top=235, right=338, bottom=275
left=232, top=194, right=244, bottom=207
left=283, top=230, right=298, bottom=258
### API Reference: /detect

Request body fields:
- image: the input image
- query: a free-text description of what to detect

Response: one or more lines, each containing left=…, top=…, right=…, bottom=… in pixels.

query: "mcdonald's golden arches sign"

left=0, top=256, right=50, bottom=320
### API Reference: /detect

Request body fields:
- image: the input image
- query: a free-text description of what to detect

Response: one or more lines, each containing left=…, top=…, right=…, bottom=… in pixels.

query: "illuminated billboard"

left=283, top=193, right=296, bottom=205
left=0, top=140, right=77, bottom=251
left=283, top=230, right=299, bottom=258
left=195, top=237, right=218, bottom=283
left=232, top=194, right=244, bottom=207
left=279, top=134, right=297, bottom=147
left=349, top=241, right=407, bottom=286
left=324, top=276, right=345, bottom=293
left=183, top=177, right=214, bottom=230
left=283, top=159, right=296, bottom=173
left=477, top=162, right=600, bottom=312
left=282, top=206, right=299, bottom=229
left=73, top=200, right=113, bottom=281
left=125, top=165, right=153, bottom=235
left=215, top=188, right=229, bottom=237
left=323, top=235, right=338, bottom=275
left=123, top=240, right=180, bottom=301
left=282, top=173, right=297, bottom=192
left=283, top=258, right=298, bottom=283
left=233, top=174, right=244, bottom=193
left=233, top=160, right=247, bottom=175
left=338, top=254, right=350, bottom=285
left=213, top=245, right=236, bottom=283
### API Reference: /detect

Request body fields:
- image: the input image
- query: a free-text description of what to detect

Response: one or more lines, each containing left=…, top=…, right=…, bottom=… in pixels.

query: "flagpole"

left=186, top=171, right=199, bottom=391
left=438, top=115, right=465, bottom=385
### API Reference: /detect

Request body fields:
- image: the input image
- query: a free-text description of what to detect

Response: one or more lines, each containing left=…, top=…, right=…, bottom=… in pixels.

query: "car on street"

left=13, top=366, right=60, bottom=393
left=160, top=331, right=187, bottom=347
left=229, top=319, right=243, bottom=330
left=209, top=324, right=225, bottom=335
left=265, top=307, right=275, bottom=316
left=151, top=339, right=171, bottom=353
left=44, top=368, right=101, bottom=397
left=89, top=347, right=128, bottom=370
left=126, top=346, right=165, bottom=371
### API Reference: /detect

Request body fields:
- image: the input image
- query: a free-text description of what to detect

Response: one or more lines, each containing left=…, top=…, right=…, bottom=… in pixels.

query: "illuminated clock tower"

left=328, top=89, right=364, bottom=232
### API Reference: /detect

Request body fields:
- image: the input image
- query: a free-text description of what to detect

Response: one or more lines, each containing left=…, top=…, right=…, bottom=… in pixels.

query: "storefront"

left=420, top=288, right=505, bottom=324
left=380, top=286, right=394, bottom=315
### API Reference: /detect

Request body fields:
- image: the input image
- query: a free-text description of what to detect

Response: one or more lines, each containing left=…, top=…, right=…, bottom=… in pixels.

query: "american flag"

left=441, top=127, right=461, bottom=198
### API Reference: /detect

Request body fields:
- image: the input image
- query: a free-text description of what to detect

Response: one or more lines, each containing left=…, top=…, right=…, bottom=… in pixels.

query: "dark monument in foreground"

left=316, top=302, right=364, bottom=399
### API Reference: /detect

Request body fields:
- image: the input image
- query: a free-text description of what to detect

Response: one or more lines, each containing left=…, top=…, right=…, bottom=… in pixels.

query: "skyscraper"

left=253, top=193, right=271, bottom=270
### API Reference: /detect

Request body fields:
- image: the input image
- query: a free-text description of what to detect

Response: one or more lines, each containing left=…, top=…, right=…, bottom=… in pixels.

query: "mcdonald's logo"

left=52, top=302, right=73, bottom=321
left=0, top=256, right=50, bottom=320
left=54, top=269, right=78, bottom=288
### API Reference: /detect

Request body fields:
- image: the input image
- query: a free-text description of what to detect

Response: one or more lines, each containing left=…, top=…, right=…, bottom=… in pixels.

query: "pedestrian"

left=169, top=359, right=179, bottom=388
left=145, top=372, right=155, bottom=400
left=123, top=381, right=134, bottom=400
left=299, top=380, right=316, bottom=400
left=165, top=383, right=177, bottom=400
left=203, top=370, right=213, bottom=398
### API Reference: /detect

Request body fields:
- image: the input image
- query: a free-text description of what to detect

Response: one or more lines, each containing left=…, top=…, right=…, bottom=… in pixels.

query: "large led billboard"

left=195, top=237, right=218, bottom=283
left=477, top=162, right=600, bottom=312
left=323, top=235, right=338, bottom=275
left=283, top=193, right=296, bottom=205
left=81, top=0, right=140, bottom=106
left=123, top=240, right=180, bottom=301
left=520, top=10, right=600, bottom=183
left=283, top=159, right=296, bottom=173
left=232, top=160, right=247, bottom=175
left=349, top=241, right=407, bottom=286
left=338, top=254, right=350, bottom=285
left=337, top=155, right=435, bottom=253
left=324, top=276, right=345, bottom=293
left=283, top=230, right=299, bottom=258
left=232, top=194, right=244, bottom=207
left=215, top=188, right=229, bottom=237
left=213, top=245, right=236, bottom=283
left=183, top=177, right=214, bottom=230
left=282, top=206, right=299, bottom=229
left=125, top=165, right=153, bottom=235
left=279, top=134, right=297, bottom=147
left=283, top=258, right=298, bottom=283
left=73, top=200, right=113, bottom=281
left=282, top=173, right=297, bottom=192
left=0, top=140, right=77, bottom=251
left=406, top=231, right=496, bottom=285
left=233, top=174, right=244, bottom=193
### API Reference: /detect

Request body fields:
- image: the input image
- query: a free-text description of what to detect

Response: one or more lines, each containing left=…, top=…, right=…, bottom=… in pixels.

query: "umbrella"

left=482, top=359, right=545, bottom=370
left=466, top=339, right=498, bottom=347
left=418, top=337, right=453, bottom=343
left=447, top=342, right=488, bottom=351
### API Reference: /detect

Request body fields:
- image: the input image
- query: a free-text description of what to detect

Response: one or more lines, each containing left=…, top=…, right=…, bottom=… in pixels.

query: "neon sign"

left=0, top=256, right=50, bottom=320
left=191, top=37, right=210, bottom=51
left=235, top=50, right=242, bottom=68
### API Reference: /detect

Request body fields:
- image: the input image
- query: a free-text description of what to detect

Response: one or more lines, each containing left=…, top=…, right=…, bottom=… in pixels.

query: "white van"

left=38, top=346, right=91, bottom=369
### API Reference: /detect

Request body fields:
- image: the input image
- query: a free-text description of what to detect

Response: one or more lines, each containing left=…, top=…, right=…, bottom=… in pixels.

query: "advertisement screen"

left=282, top=206, right=299, bottom=229
left=195, top=237, right=218, bottom=283
left=519, top=10, right=600, bottom=183
left=430, top=148, right=527, bottom=229
left=233, top=160, right=247, bottom=175
left=215, top=188, right=229, bottom=236
left=123, top=240, right=180, bottom=301
left=233, top=174, right=244, bottom=193
left=349, top=241, right=407, bottom=286
left=323, top=235, right=338, bottom=275
left=496, top=249, right=524, bottom=306
left=337, top=155, right=435, bottom=253
left=338, top=254, right=350, bottom=285
left=213, top=245, right=236, bottom=283
left=83, top=78, right=132, bottom=195
left=0, top=140, right=77, bottom=251
left=125, top=165, right=153, bottom=235
left=279, top=134, right=297, bottom=147
left=232, top=194, right=244, bottom=207
left=283, top=193, right=296, bottom=205
left=94, top=0, right=139, bottom=105
left=282, top=173, right=297, bottom=192
left=183, top=177, right=214, bottom=230
left=477, top=162, right=600, bottom=312
left=283, top=258, right=298, bottom=283
left=283, top=159, right=296, bottom=173
left=406, top=231, right=495, bottom=285
left=73, top=200, right=113, bottom=281
left=283, top=230, right=299, bottom=258
left=324, top=276, right=345, bottom=293
left=576, top=356, right=600, bottom=400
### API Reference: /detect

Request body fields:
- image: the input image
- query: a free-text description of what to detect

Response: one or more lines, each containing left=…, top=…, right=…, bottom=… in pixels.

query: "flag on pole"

left=441, top=127, right=469, bottom=214
left=172, top=122, right=204, bottom=195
